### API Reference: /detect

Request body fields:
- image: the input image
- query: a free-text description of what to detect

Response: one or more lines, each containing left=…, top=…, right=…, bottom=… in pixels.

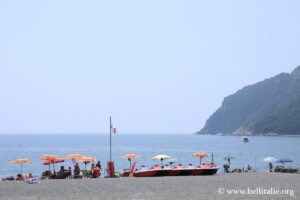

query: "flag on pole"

left=111, top=123, right=117, bottom=134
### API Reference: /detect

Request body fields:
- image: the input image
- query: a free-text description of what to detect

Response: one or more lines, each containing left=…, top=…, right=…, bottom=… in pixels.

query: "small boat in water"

left=243, top=136, right=249, bottom=143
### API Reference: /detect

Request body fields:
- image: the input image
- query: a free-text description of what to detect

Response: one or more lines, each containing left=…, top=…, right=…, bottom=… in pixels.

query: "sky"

left=0, top=0, right=299, bottom=134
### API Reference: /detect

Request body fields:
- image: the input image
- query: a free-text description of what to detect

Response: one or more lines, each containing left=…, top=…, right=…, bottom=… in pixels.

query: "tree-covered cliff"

left=199, top=66, right=300, bottom=135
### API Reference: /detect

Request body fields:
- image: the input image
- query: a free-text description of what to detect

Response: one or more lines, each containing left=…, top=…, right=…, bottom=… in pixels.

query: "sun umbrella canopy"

left=11, top=158, right=32, bottom=164
left=120, top=154, right=139, bottom=170
left=192, top=152, right=209, bottom=165
left=192, top=152, right=209, bottom=158
left=152, top=155, right=171, bottom=160
left=276, top=158, right=293, bottom=164
left=120, top=154, right=140, bottom=159
left=79, top=157, right=96, bottom=170
left=42, top=159, right=65, bottom=165
left=11, top=158, right=32, bottom=174
left=40, top=156, right=63, bottom=173
left=40, top=155, right=59, bottom=161
left=65, top=154, right=83, bottom=160
left=80, top=157, right=96, bottom=163
left=263, top=157, right=277, bottom=163
left=223, top=156, right=235, bottom=160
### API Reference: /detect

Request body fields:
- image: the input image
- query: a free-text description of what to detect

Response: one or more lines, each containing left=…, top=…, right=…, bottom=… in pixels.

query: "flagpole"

left=109, top=116, right=112, bottom=162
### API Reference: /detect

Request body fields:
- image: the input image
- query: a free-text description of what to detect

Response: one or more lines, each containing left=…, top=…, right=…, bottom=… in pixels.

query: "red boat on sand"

left=133, top=163, right=218, bottom=177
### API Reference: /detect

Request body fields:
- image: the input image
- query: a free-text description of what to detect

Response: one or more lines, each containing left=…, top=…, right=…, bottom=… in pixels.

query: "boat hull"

left=191, top=167, right=219, bottom=175
left=133, top=170, right=158, bottom=177
left=133, top=167, right=218, bottom=177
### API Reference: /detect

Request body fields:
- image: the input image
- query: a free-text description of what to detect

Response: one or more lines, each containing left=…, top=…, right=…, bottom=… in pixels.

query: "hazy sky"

left=0, top=0, right=299, bottom=134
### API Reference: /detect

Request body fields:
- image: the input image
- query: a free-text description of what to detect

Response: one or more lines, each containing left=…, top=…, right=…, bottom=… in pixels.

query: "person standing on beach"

left=68, top=167, right=72, bottom=178
left=269, top=162, right=273, bottom=172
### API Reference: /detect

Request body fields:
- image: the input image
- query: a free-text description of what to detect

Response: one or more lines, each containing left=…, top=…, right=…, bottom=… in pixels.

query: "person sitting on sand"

left=232, top=168, right=242, bottom=173
left=247, top=164, right=253, bottom=172
left=92, top=165, right=100, bottom=178
left=223, top=164, right=230, bottom=173
left=16, top=174, right=25, bottom=182
left=59, top=166, right=65, bottom=178
left=96, top=161, right=102, bottom=173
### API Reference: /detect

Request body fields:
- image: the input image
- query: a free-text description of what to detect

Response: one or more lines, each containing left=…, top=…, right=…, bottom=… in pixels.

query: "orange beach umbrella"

left=121, top=154, right=140, bottom=159
left=40, top=155, right=59, bottom=161
left=11, top=158, right=32, bottom=174
left=65, top=154, right=84, bottom=161
left=192, top=152, right=209, bottom=165
left=40, top=155, right=61, bottom=173
left=121, top=154, right=140, bottom=169
left=80, top=156, right=96, bottom=169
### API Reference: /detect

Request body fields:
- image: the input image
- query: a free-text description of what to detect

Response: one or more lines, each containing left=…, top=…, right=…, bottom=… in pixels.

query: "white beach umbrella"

left=152, top=155, right=171, bottom=166
left=263, top=157, right=277, bottom=163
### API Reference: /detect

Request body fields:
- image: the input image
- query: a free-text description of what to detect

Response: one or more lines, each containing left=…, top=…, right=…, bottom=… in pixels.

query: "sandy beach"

left=0, top=173, right=298, bottom=200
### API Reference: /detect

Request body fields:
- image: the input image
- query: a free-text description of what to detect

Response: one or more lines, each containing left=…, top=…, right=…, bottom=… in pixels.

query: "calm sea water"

left=0, top=134, right=299, bottom=178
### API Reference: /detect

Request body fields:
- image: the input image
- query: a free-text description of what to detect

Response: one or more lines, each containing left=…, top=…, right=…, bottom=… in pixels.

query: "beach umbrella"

left=11, top=158, right=32, bottom=174
left=80, top=157, right=96, bottom=170
left=276, top=158, right=293, bottom=164
left=120, top=154, right=140, bottom=169
left=42, top=159, right=65, bottom=165
left=152, top=155, right=171, bottom=166
left=42, top=159, right=65, bottom=172
left=40, top=155, right=60, bottom=173
left=40, top=155, right=59, bottom=160
left=65, top=154, right=84, bottom=162
left=263, top=157, right=277, bottom=163
left=192, top=152, right=209, bottom=165
left=223, top=156, right=235, bottom=167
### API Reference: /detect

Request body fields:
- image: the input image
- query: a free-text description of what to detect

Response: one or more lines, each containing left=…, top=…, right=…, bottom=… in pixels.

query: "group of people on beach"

left=2, top=161, right=103, bottom=182
left=223, top=163, right=255, bottom=173
left=46, top=161, right=103, bottom=179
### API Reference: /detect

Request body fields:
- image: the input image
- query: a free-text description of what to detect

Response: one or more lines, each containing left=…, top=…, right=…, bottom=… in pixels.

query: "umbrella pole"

left=21, top=163, right=23, bottom=174
left=49, top=164, right=50, bottom=172
left=53, top=162, right=55, bottom=174
left=109, top=116, right=112, bottom=162
left=199, top=157, right=202, bottom=165
left=129, top=159, right=132, bottom=170
left=85, top=163, right=87, bottom=170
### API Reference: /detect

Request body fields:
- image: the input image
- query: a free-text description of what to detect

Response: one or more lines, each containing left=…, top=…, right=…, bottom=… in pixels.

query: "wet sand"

left=0, top=173, right=299, bottom=200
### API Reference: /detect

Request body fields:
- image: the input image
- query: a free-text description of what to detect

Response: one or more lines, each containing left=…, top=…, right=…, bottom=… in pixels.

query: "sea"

left=0, top=134, right=299, bottom=178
